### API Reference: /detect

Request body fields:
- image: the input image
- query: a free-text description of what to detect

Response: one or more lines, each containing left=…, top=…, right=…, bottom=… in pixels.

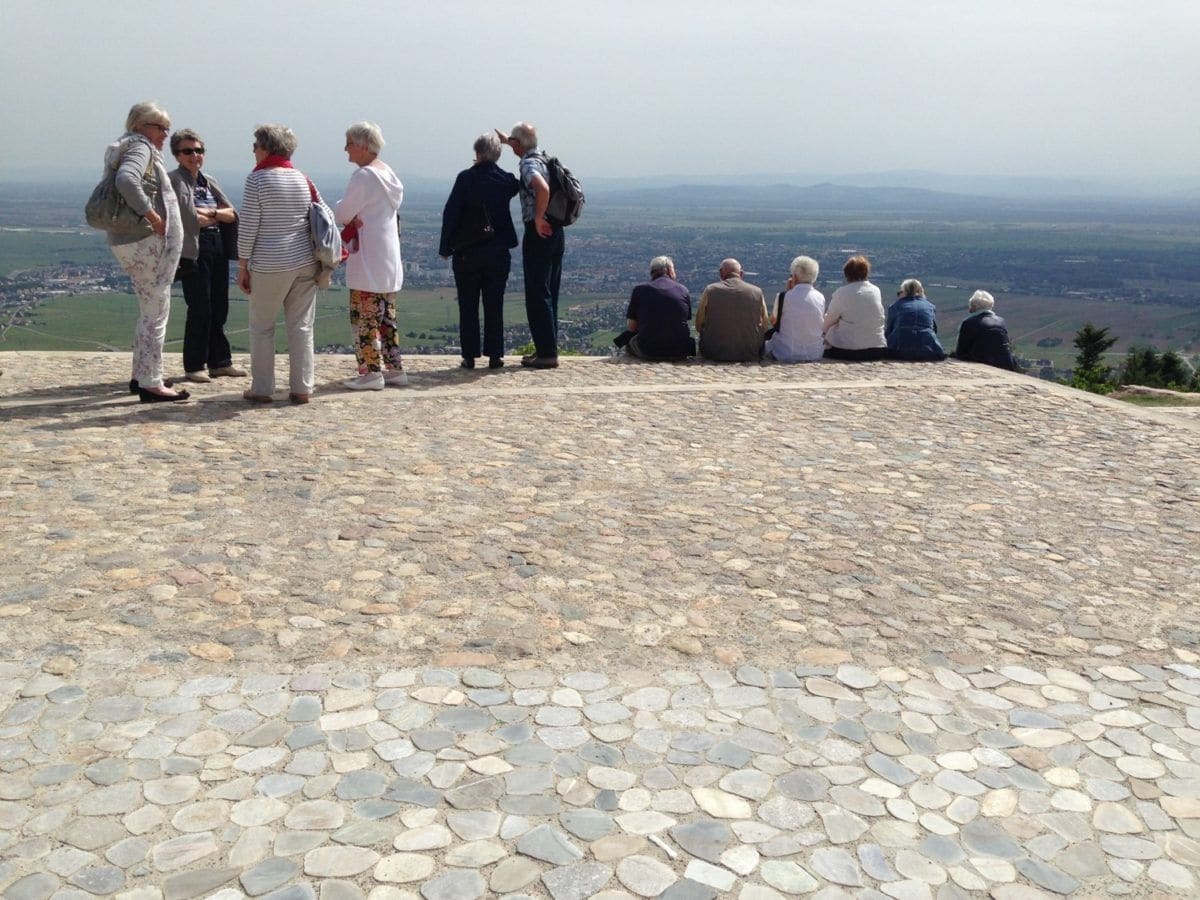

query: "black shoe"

left=521, top=356, right=559, bottom=369
left=138, top=387, right=191, bottom=403
left=128, top=379, right=139, bottom=395
left=460, top=358, right=475, bottom=369
left=488, top=357, right=504, bottom=369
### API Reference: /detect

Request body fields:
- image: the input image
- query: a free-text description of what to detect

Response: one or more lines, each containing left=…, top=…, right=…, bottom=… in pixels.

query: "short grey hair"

left=345, top=121, right=384, bottom=154
left=169, top=128, right=202, bottom=156
left=253, top=123, right=298, bottom=159
left=473, top=132, right=502, bottom=163
left=969, top=289, right=995, bottom=312
left=649, top=256, right=674, bottom=278
left=720, top=258, right=742, bottom=278
left=126, top=100, right=170, bottom=133
left=510, top=122, right=538, bottom=151
left=899, top=278, right=925, bottom=298
left=789, top=255, right=819, bottom=283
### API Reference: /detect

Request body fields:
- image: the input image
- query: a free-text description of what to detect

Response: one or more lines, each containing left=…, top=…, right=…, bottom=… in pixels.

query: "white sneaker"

left=343, top=372, right=385, bottom=391
left=383, top=369, right=408, bottom=386
left=181, top=370, right=212, bottom=383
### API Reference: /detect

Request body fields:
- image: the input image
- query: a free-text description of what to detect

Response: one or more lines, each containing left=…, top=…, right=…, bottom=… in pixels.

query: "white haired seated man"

left=951, top=290, right=1019, bottom=371
left=614, top=255, right=695, bottom=360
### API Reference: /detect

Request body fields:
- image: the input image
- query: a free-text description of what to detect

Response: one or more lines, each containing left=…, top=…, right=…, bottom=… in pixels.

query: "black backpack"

left=536, top=151, right=585, bottom=227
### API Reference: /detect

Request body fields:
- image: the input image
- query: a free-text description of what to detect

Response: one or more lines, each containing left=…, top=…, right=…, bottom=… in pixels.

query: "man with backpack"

left=497, top=122, right=566, bottom=369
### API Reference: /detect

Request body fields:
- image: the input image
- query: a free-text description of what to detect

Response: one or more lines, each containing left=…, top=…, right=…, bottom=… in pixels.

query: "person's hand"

left=787, top=275, right=797, bottom=289
left=535, top=215, right=552, bottom=238
left=350, top=215, right=364, bottom=229
left=197, top=211, right=217, bottom=227
left=237, top=267, right=251, bottom=295
left=146, top=210, right=165, bottom=236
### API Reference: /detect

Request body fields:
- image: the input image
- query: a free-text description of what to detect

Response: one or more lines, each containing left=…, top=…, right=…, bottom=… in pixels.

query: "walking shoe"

left=521, top=353, right=537, bottom=363
left=344, top=372, right=385, bottom=391
left=489, top=357, right=504, bottom=369
left=209, top=365, right=248, bottom=378
left=180, top=370, right=212, bottom=383
left=289, top=393, right=310, bottom=405
left=243, top=390, right=272, bottom=403
left=383, top=369, right=409, bottom=386
left=460, top=358, right=475, bottom=369
left=521, top=356, right=559, bottom=369
left=128, top=379, right=139, bottom=395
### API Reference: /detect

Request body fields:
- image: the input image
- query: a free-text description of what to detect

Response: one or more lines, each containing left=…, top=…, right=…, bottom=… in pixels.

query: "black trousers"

left=521, top=224, right=563, bottom=358
left=453, top=244, right=512, bottom=360
left=180, top=230, right=232, bottom=372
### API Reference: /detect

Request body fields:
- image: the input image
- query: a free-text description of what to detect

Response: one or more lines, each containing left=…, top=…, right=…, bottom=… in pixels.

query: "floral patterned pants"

left=111, top=229, right=182, bottom=390
left=349, top=289, right=403, bottom=373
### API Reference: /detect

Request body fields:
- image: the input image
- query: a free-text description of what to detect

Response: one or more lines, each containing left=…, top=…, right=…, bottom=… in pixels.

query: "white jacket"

left=335, top=160, right=404, bottom=293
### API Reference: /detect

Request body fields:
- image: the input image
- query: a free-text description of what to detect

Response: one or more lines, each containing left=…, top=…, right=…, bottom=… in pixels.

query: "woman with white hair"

left=438, top=131, right=519, bottom=369
left=104, top=101, right=187, bottom=401
left=952, top=290, right=1019, bottom=370
left=334, top=121, right=407, bottom=390
left=237, top=123, right=330, bottom=404
left=765, top=255, right=826, bottom=362
left=885, top=278, right=946, bottom=361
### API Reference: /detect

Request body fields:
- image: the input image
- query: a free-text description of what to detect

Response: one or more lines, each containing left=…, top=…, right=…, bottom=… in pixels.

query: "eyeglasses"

left=178, top=148, right=205, bottom=156
left=149, top=123, right=170, bottom=133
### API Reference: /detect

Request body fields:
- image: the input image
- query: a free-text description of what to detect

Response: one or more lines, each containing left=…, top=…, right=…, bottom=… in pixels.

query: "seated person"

left=952, top=290, right=1019, bottom=371
left=823, top=255, right=888, bottom=360
left=695, top=258, right=770, bottom=362
left=619, top=255, right=694, bottom=360
left=886, top=278, right=946, bottom=361
left=765, top=255, right=825, bottom=362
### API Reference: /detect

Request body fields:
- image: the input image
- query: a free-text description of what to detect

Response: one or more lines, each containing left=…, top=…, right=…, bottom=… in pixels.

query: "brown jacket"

left=696, top=276, right=770, bottom=361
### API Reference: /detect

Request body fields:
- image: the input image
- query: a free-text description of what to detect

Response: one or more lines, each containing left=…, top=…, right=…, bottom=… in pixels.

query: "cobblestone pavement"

left=2, top=351, right=1199, bottom=898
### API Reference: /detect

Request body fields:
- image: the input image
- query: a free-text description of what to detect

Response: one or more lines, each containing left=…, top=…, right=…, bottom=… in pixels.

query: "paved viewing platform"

left=2, top=351, right=1199, bottom=899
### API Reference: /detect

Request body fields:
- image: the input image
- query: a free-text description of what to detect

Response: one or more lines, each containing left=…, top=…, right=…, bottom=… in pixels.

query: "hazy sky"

left=2, top=0, right=1197, bottom=183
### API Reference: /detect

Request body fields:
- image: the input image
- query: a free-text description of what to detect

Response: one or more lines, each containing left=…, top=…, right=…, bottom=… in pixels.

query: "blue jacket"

left=886, top=296, right=946, bottom=361
left=438, top=161, right=519, bottom=257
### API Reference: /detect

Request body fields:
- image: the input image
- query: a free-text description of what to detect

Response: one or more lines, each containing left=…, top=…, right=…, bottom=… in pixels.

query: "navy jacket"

left=438, top=161, right=519, bottom=257
left=886, top=296, right=946, bottom=361
left=953, top=310, right=1019, bottom=370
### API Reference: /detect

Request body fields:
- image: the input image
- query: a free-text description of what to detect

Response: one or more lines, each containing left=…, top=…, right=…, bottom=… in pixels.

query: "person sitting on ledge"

left=615, top=255, right=694, bottom=361
left=952, top=289, right=1020, bottom=371
left=695, top=258, right=770, bottom=362
left=886, top=278, right=946, bottom=362
left=765, top=255, right=825, bottom=362
left=823, top=255, right=887, bottom=361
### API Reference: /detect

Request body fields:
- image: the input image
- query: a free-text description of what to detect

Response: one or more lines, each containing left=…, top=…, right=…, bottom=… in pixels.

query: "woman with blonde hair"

left=104, top=101, right=187, bottom=401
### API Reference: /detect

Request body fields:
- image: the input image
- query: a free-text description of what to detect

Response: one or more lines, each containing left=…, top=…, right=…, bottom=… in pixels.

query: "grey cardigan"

left=168, top=167, right=236, bottom=261
left=107, top=135, right=167, bottom=247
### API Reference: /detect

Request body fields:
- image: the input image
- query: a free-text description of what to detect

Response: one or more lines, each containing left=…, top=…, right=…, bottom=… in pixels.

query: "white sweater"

left=335, top=161, right=404, bottom=293
left=824, top=280, right=886, bottom=350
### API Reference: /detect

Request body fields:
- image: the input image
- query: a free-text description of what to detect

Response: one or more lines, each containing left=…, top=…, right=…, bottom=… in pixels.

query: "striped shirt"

left=238, top=167, right=330, bottom=272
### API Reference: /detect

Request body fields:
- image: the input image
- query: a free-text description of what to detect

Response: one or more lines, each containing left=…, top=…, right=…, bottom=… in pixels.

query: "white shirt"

left=766, top=283, right=826, bottom=362
left=335, top=160, right=404, bottom=293
left=824, top=280, right=886, bottom=350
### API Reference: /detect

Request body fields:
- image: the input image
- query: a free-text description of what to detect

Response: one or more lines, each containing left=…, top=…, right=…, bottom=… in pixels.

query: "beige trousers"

left=247, top=263, right=319, bottom=396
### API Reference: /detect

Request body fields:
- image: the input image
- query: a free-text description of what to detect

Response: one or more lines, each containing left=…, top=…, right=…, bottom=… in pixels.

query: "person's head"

left=344, top=121, right=384, bottom=166
left=170, top=128, right=205, bottom=175
left=508, top=122, right=538, bottom=156
left=650, top=255, right=675, bottom=279
left=126, top=101, right=171, bottom=150
left=473, top=132, right=503, bottom=164
left=719, top=258, right=742, bottom=279
left=968, top=289, right=995, bottom=313
left=790, top=255, right=819, bottom=284
left=898, top=278, right=924, bottom=299
left=253, top=124, right=298, bottom=164
left=843, top=256, right=870, bottom=282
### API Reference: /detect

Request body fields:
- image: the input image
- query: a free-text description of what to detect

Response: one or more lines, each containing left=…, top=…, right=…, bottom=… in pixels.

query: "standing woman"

left=334, top=122, right=407, bottom=390
left=438, top=132, right=519, bottom=369
left=106, top=101, right=187, bottom=401
left=237, top=124, right=327, bottom=404
left=168, top=129, right=244, bottom=384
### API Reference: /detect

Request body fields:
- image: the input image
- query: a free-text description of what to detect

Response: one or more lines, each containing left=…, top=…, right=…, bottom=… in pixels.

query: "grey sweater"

left=103, top=134, right=168, bottom=246
left=169, top=167, right=236, bottom=261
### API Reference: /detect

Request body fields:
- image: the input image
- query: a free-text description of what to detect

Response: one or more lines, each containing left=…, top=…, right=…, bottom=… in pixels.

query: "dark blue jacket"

left=438, top=161, right=519, bottom=258
left=953, top=310, right=1019, bottom=370
left=886, top=296, right=946, bottom=361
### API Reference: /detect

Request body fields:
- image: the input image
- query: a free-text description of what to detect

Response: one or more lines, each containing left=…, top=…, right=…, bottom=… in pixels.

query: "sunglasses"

left=178, top=148, right=205, bottom=156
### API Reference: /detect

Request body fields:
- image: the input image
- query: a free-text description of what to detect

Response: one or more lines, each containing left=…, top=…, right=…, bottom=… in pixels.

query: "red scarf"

left=253, top=154, right=294, bottom=172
